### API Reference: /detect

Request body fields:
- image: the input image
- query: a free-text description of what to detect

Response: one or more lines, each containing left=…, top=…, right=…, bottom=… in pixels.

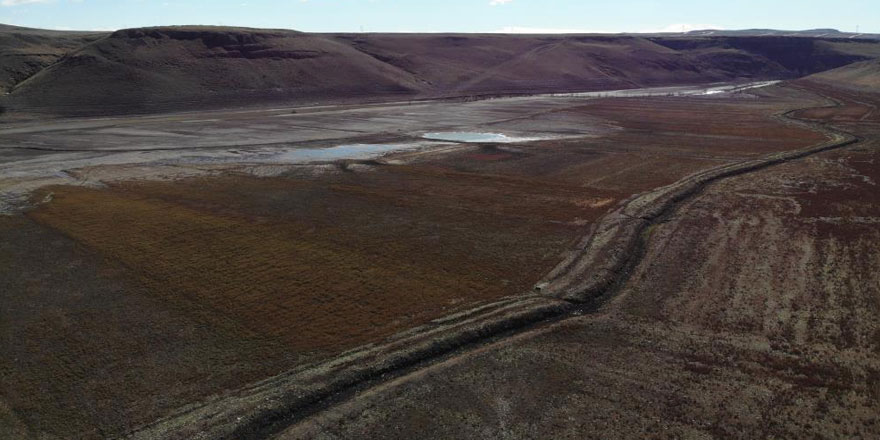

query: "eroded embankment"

left=127, top=296, right=576, bottom=440
left=539, top=86, right=857, bottom=301
left=125, top=87, right=858, bottom=440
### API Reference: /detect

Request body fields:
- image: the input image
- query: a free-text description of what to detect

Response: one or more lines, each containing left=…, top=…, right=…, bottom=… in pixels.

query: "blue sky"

left=1, top=0, right=877, bottom=34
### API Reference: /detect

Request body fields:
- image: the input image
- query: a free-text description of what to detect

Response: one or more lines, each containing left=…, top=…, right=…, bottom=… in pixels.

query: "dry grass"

left=27, top=168, right=596, bottom=353
left=574, top=96, right=826, bottom=148
left=794, top=82, right=880, bottom=123
left=277, top=87, right=880, bottom=440
left=0, top=215, right=299, bottom=439
left=3, top=88, right=833, bottom=438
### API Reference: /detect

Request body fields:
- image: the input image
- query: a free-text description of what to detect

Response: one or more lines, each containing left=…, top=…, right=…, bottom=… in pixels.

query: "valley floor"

left=277, top=84, right=880, bottom=439
left=2, top=82, right=874, bottom=439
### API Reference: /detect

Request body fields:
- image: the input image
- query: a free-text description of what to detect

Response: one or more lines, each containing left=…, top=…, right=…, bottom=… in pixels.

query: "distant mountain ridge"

left=682, top=29, right=880, bottom=40
left=1, top=24, right=879, bottom=117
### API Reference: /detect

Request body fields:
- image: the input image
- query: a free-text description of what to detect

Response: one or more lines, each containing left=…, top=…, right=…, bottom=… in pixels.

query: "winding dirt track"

left=127, top=86, right=860, bottom=440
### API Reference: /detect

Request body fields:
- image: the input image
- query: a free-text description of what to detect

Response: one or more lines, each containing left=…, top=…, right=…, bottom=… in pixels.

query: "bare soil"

left=0, top=85, right=847, bottom=438
left=274, top=84, right=880, bottom=440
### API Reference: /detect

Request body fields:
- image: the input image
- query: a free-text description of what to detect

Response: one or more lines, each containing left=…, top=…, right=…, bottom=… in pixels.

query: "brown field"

left=0, top=215, right=298, bottom=438
left=794, top=81, right=880, bottom=123
left=1, top=20, right=878, bottom=439
left=26, top=171, right=590, bottom=352
left=279, top=84, right=880, bottom=440
left=0, top=87, right=839, bottom=438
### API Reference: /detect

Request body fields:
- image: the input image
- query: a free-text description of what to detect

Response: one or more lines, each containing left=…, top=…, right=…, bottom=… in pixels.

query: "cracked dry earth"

left=279, top=130, right=880, bottom=439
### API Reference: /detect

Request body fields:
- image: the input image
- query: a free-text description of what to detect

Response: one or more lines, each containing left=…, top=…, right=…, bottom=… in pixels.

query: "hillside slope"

left=800, top=58, right=880, bottom=90
left=649, top=36, right=880, bottom=76
left=0, top=24, right=104, bottom=93
left=332, top=34, right=750, bottom=95
left=3, top=26, right=880, bottom=117
left=5, top=26, right=424, bottom=115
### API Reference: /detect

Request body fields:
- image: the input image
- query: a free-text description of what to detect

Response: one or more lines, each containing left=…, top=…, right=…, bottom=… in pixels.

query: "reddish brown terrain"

left=0, top=86, right=837, bottom=439
left=0, top=23, right=878, bottom=440
left=276, top=77, right=880, bottom=440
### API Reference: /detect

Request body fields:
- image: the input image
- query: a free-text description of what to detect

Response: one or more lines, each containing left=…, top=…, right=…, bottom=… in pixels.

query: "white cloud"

left=494, top=23, right=726, bottom=35
left=642, top=23, right=725, bottom=33
left=494, top=26, right=606, bottom=34
left=1, top=0, right=51, bottom=6
left=489, top=0, right=513, bottom=6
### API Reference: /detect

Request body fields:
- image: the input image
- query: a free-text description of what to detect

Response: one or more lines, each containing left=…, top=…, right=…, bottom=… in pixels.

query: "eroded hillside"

left=3, top=25, right=880, bottom=116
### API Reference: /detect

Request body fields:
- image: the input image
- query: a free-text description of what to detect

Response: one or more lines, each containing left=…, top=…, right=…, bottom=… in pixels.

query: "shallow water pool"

left=263, top=141, right=449, bottom=164
left=422, top=132, right=541, bottom=143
